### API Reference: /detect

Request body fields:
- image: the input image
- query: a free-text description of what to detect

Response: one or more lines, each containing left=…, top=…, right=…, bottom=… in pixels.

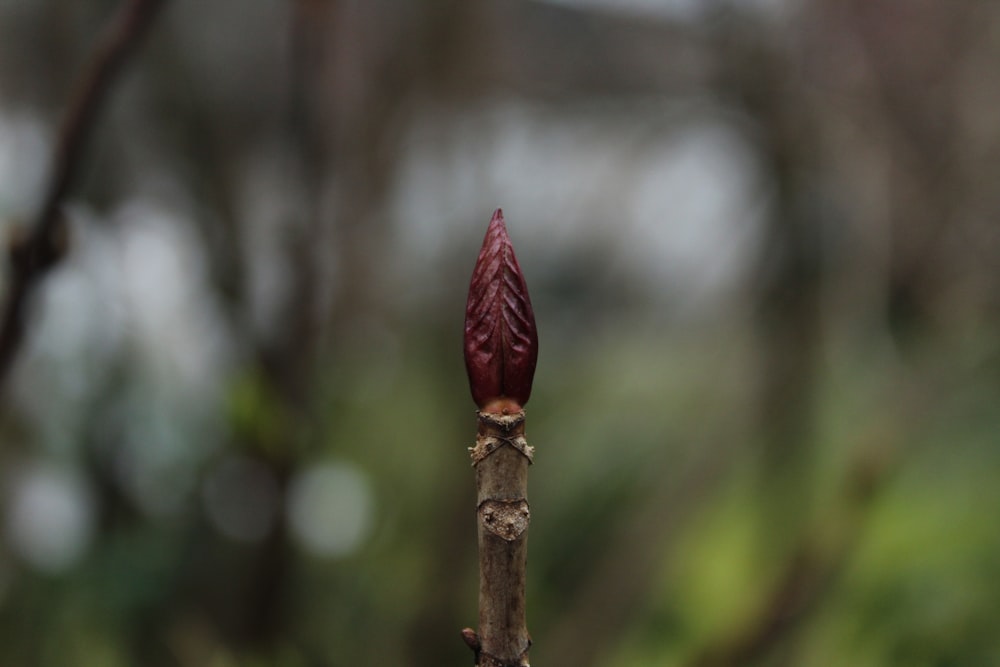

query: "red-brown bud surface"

left=464, top=209, right=538, bottom=412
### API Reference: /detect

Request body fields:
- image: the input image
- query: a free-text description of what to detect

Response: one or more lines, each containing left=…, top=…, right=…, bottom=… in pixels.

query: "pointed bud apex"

left=464, top=209, right=538, bottom=412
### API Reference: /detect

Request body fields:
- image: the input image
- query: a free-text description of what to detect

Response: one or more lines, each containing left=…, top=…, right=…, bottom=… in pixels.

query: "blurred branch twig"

left=686, top=444, right=895, bottom=667
left=0, top=0, right=167, bottom=390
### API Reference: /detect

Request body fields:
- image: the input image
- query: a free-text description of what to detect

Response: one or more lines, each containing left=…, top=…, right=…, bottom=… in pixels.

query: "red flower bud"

left=464, top=209, right=538, bottom=412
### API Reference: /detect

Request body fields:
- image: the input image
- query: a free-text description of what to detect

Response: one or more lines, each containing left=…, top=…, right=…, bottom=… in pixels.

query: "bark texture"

left=465, top=409, right=533, bottom=666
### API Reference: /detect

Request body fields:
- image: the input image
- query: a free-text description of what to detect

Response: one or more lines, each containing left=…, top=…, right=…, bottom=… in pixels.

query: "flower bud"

left=464, top=209, right=538, bottom=412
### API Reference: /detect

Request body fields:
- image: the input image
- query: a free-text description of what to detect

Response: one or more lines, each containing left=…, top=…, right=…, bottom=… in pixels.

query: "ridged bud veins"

left=464, top=209, right=538, bottom=412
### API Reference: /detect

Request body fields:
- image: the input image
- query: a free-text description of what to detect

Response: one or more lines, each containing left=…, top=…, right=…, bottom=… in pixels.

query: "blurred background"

left=1, top=0, right=999, bottom=665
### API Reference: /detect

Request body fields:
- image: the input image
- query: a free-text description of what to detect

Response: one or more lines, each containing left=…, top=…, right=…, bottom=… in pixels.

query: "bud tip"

left=463, top=208, right=538, bottom=410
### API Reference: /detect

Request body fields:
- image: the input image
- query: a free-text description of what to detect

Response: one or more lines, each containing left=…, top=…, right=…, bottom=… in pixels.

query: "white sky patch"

left=624, top=121, right=766, bottom=309
left=115, top=199, right=232, bottom=393
left=390, top=98, right=766, bottom=315
left=9, top=207, right=126, bottom=454
left=8, top=199, right=232, bottom=515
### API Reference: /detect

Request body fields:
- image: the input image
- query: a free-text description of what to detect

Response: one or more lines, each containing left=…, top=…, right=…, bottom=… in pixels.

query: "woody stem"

left=466, top=410, right=533, bottom=666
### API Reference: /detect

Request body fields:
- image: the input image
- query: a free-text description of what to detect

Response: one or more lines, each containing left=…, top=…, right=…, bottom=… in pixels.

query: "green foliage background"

left=1, top=1, right=999, bottom=666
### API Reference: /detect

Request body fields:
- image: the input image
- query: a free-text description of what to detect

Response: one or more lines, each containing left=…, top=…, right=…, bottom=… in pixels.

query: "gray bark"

left=464, top=410, right=533, bottom=666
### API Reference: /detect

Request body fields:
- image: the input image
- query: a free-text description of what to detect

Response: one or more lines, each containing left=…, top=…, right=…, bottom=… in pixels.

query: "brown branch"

left=0, top=0, right=168, bottom=390
left=542, top=440, right=733, bottom=666
left=463, top=410, right=533, bottom=667
left=686, top=444, right=895, bottom=667
left=687, top=544, right=838, bottom=667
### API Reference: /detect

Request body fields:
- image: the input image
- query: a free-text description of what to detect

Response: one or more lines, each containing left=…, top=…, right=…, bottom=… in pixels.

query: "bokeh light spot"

left=5, top=464, right=95, bottom=574
left=287, top=461, right=374, bottom=558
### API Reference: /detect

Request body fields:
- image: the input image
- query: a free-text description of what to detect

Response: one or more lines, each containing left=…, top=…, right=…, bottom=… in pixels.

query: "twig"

left=686, top=444, right=895, bottom=667
left=0, top=0, right=167, bottom=389
left=543, top=440, right=733, bottom=666
left=464, top=410, right=534, bottom=667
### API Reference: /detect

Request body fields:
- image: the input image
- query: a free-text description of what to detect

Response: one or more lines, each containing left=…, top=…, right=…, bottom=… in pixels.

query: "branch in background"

left=462, top=209, right=537, bottom=667
left=686, top=443, right=895, bottom=667
left=543, top=440, right=733, bottom=666
left=687, top=546, right=837, bottom=667
left=0, top=0, right=167, bottom=390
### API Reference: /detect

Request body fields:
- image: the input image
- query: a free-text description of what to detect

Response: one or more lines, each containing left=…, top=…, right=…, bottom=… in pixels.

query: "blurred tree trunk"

left=712, top=10, right=825, bottom=552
